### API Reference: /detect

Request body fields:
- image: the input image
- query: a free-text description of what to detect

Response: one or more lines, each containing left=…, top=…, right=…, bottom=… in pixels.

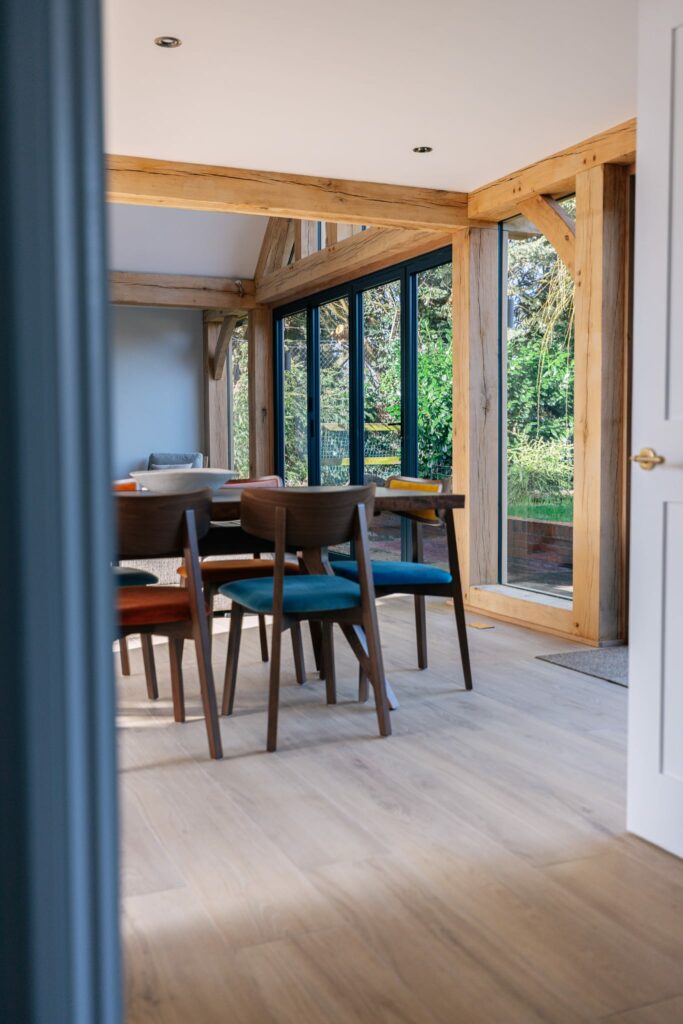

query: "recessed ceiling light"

left=154, top=36, right=182, bottom=48
left=412, top=146, right=433, bottom=154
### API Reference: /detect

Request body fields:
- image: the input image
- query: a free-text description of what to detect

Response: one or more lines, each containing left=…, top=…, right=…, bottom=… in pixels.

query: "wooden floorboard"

left=118, top=598, right=683, bottom=1024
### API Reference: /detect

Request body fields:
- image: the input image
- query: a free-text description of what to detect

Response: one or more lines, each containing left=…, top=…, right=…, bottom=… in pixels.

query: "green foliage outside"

left=232, top=324, right=250, bottom=477
left=275, top=212, right=575, bottom=526
left=417, top=264, right=453, bottom=479
left=281, top=267, right=454, bottom=487
left=506, top=198, right=575, bottom=523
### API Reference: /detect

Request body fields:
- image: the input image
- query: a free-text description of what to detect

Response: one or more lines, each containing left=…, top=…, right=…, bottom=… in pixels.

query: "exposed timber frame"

left=516, top=195, right=576, bottom=279
left=459, top=138, right=632, bottom=645
left=108, top=119, right=636, bottom=644
left=109, top=271, right=256, bottom=311
left=256, top=226, right=451, bottom=306
left=468, top=118, right=636, bottom=221
left=107, top=155, right=471, bottom=230
left=255, top=218, right=295, bottom=283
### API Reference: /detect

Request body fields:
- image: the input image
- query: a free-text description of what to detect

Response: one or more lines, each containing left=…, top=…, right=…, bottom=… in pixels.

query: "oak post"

left=573, top=163, right=629, bottom=643
left=248, top=307, right=275, bottom=476
left=452, top=227, right=500, bottom=599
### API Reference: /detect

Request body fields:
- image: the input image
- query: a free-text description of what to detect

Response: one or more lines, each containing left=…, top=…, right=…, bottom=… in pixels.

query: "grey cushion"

left=148, top=451, right=204, bottom=469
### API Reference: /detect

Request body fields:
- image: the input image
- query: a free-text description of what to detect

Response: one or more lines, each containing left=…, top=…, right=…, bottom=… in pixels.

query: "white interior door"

left=628, top=0, right=683, bottom=858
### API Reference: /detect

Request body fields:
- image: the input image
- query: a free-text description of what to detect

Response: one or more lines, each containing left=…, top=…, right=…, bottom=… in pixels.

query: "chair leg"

left=222, top=603, right=244, bottom=716
left=358, top=667, right=369, bottom=703
left=291, top=621, right=306, bottom=684
left=193, top=624, right=223, bottom=760
left=258, top=614, right=269, bottom=662
left=266, top=623, right=283, bottom=753
left=119, top=636, right=131, bottom=676
left=308, top=621, right=323, bottom=672
left=168, top=638, right=185, bottom=722
left=446, top=513, right=473, bottom=690
left=414, top=595, right=428, bottom=670
left=451, top=590, right=473, bottom=690
left=321, top=622, right=336, bottom=704
left=141, top=635, right=159, bottom=700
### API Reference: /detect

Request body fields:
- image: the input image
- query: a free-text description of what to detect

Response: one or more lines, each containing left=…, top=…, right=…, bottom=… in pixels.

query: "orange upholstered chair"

left=116, top=490, right=222, bottom=759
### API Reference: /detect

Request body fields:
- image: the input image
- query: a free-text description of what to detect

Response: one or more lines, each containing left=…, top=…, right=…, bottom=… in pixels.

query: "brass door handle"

left=630, top=447, right=666, bottom=471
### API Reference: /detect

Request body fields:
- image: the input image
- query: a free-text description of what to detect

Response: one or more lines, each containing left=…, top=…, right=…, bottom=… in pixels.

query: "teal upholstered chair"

left=219, top=484, right=391, bottom=752
left=332, top=476, right=472, bottom=691
left=113, top=565, right=159, bottom=696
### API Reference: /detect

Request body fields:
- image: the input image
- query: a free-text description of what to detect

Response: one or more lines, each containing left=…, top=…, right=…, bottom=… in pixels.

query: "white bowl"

left=130, top=468, right=238, bottom=494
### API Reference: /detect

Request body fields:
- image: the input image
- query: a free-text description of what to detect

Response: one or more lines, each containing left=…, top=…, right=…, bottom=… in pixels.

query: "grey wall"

left=110, top=305, right=203, bottom=479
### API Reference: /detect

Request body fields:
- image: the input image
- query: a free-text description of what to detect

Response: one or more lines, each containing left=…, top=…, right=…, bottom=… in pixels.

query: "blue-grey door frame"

left=0, top=0, right=121, bottom=1021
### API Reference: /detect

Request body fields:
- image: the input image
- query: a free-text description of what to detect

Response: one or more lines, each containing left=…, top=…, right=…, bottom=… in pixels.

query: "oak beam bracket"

left=516, top=194, right=576, bottom=278
left=212, top=315, right=239, bottom=380
left=255, top=218, right=295, bottom=283
left=468, top=118, right=636, bottom=222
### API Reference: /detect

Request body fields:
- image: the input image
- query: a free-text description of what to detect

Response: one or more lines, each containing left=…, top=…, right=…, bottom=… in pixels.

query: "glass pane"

left=319, top=297, right=350, bottom=486
left=231, top=321, right=249, bottom=477
left=502, top=198, right=575, bottom=599
left=417, top=262, right=452, bottom=570
left=362, top=280, right=402, bottom=559
left=283, top=310, right=308, bottom=486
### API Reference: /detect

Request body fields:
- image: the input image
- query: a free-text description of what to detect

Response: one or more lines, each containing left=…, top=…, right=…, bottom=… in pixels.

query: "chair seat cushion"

left=113, top=566, right=158, bottom=587
left=118, top=586, right=199, bottom=627
left=333, top=559, right=452, bottom=587
left=219, top=575, right=361, bottom=615
left=177, top=558, right=300, bottom=583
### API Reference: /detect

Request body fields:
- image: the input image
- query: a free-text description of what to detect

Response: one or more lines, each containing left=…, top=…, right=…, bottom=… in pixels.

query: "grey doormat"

left=537, top=646, right=628, bottom=687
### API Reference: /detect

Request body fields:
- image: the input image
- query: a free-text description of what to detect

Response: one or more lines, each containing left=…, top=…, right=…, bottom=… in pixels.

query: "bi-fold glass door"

left=274, top=246, right=452, bottom=561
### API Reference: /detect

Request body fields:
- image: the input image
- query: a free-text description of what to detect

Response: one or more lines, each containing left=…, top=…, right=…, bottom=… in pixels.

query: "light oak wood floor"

left=117, top=598, right=683, bottom=1024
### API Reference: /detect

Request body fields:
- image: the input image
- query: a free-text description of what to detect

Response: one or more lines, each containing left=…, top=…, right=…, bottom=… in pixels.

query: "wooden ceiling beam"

left=110, top=271, right=256, bottom=310
left=255, top=226, right=451, bottom=306
left=516, top=194, right=576, bottom=278
left=107, top=154, right=471, bottom=231
left=469, top=119, right=636, bottom=222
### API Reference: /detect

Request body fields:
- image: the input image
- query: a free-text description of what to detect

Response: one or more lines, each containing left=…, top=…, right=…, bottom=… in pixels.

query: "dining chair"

left=219, top=484, right=391, bottom=752
left=112, top=479, right=160, bottom=690
left=177, top=475, right=305, bottom=669
left=115, top=489, right=222, bottom=759
left=113, top=565, right=159, bottom=689
left=332, top=475, right=472, bottom=691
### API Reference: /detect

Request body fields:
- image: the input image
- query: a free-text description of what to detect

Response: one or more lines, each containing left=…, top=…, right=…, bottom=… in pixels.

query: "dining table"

left=205, top=484, right=467, bottom=711
left=209, top=484, right=465, bottom=522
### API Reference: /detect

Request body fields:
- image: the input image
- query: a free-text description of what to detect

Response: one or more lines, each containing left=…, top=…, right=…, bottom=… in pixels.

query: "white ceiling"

left=108, top=205, right=268, bottom=277
left=103, top=0, right=638, bottom=193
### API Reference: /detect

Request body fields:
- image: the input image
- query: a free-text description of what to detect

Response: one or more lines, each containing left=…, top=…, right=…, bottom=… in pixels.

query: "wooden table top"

left=210, top=485, right=465, bottom=522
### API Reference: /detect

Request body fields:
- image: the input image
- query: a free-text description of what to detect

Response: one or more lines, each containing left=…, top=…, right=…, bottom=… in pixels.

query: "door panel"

left=282, top=311, right=308, bottom=486
left=362, top=280, right=402, bottom=559
left=319, top=297, right=350, bottom=486
left=628, top=0, right=683, bottom=858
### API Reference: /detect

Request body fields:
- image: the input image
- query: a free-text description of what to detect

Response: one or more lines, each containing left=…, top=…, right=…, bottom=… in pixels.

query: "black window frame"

left=273, top=245, right=452, bottom=488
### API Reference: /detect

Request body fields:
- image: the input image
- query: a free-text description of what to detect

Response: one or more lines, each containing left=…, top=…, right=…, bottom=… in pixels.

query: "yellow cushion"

left=388, top=477, right=442, bottom=523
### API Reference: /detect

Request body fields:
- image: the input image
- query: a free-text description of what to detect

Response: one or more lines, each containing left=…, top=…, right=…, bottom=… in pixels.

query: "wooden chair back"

left=387, top=475, right=445, bottom=525
left=240, top=485, right=375, bottom=550
left=116, top=490, right=213, bottom=559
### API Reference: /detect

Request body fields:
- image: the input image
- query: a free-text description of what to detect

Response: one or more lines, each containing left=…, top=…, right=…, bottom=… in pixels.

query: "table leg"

left=341, top=623, right=400, bottom=710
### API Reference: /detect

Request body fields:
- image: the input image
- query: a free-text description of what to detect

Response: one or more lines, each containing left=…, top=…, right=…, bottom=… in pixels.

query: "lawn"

left=508, top=500, right=573, bottom=523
